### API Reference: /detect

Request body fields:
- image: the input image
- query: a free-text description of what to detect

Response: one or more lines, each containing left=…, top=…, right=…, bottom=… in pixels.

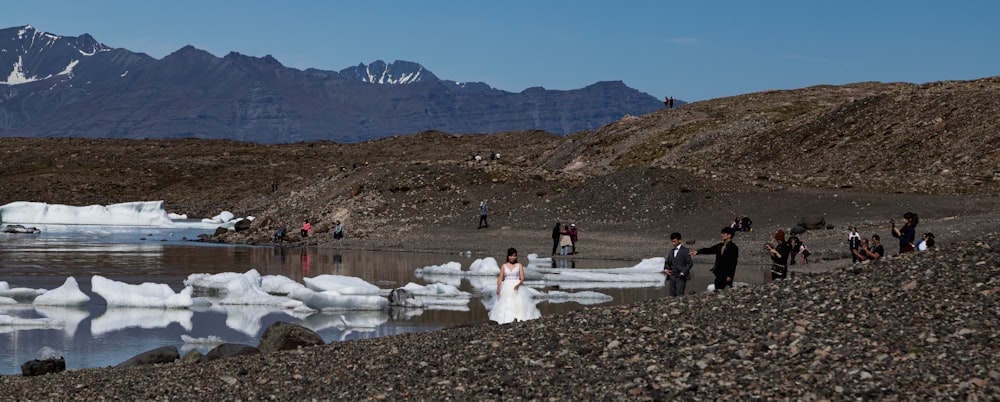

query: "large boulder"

left=796, top=215, right=827, bottom=230
left=234, top=219, right=252, bottom=232
left=202, top=343, right=261, bottom=363
left=258, top=322, right=324, bottom=353
left=116, top=346, right=179, bottom=367
left=21, top=358, right=65, bottom=376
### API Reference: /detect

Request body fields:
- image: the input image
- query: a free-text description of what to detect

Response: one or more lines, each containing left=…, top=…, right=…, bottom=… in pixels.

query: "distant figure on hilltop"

left=664, top=96, right=675, bottom=109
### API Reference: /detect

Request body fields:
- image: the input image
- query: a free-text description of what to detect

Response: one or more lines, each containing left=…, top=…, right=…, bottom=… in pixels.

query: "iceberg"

left=304, top=275, right=381, bottom=295
left=218, top=273, right=303, bottom=308
left=32, top=277, right=91, bottom=307
left=399, top=282, right=472, bottom=310
left=0, top=201, right=241, bottom=230
left=0, top=201, right=175, bottom=227
left=91, top=275, right=194, bottom=308
left=288, top=288, right=389, bottom=311
left=261, top=275, right=305, bottom=295
left=0, top=281, right=46, bottom=302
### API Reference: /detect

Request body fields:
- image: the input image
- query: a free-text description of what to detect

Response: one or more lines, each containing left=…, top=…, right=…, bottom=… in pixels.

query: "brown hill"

left=2, top=77, right=998, bottom=258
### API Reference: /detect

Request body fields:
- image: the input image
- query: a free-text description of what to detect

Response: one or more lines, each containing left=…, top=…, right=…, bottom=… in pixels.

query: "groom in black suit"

left=664, top=232, right=694, bottom=297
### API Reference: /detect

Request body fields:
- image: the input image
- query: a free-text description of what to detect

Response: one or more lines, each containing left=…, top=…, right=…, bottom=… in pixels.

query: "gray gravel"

left=2, top=230, right=997, bottom=400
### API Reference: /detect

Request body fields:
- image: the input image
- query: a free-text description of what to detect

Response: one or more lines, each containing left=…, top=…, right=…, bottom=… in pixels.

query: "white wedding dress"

left=489, top=263, right=541, bottom=324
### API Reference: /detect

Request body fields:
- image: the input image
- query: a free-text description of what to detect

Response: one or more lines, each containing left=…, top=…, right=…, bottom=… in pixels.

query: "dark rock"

left=257, top=322, right=324, bottom=354
left=20, top=358, right=65, bottom=376
left=790, top=226, right=807, bottom=235
left=234, top=219, right=252, bottom=232
left=797, top=215, right=827, bottom=230
left=214, top=227, right=229, bottom=236
left=202, top=343, right=261, bottom=362
left=388, top=288, right=415, bottom=306
left=181, top=349, right=203, bottom=364
left=116, top=346, right=179, bottom=367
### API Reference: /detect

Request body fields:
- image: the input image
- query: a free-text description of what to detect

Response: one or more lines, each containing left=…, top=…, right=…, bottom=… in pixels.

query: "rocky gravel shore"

left=2, top=230, right=996, bottom=400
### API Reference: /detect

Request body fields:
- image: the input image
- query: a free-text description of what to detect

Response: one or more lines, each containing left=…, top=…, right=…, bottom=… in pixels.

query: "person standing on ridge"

left=691, top=227, right=740, bottom=291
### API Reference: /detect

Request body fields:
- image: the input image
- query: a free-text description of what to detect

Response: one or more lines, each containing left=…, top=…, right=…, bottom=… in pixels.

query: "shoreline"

left=2, top=229, right=996, bottom=399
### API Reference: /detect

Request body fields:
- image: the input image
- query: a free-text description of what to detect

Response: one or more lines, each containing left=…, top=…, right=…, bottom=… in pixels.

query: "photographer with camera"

left=890, top=212, right=919, bottom=254
left=765, top=230, right=791, bottom=280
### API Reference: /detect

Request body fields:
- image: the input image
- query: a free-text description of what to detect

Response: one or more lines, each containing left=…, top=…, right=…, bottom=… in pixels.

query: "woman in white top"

left=489, top=248, right=541, bottom=324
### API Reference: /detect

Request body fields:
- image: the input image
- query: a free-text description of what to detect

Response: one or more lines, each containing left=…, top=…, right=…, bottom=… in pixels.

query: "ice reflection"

left=91, top=308, right=193, bottom=336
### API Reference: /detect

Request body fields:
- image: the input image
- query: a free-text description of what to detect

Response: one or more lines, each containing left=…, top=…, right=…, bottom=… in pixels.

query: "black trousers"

left=478, top=215, right=488, bottom=228
left=714, top=275, right=731, bottom=291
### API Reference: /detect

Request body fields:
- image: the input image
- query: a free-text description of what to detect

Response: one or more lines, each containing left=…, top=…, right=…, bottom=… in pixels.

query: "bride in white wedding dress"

left=489, top=248, right=541, bottom=324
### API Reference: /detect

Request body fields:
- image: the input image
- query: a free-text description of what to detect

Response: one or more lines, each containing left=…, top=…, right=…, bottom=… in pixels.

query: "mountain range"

left=0, top=25, right=666, bottom=143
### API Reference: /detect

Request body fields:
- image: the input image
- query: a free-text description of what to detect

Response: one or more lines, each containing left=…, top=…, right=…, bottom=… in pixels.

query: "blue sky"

left=4, top=1, right=997, bottom=101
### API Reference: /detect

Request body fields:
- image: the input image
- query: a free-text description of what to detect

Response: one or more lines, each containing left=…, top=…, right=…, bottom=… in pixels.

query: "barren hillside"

left=2, top=77, right=998, bottom=251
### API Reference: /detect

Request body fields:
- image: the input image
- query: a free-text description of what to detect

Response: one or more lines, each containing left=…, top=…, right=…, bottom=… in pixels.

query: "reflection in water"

left=91, top=308, right=194, bottom=336
left=1, top=232, right=699, bottom=374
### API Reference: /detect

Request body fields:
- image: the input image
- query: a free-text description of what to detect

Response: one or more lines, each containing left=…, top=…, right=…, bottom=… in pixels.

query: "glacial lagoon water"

left=0, top=225, right=673, bottom=375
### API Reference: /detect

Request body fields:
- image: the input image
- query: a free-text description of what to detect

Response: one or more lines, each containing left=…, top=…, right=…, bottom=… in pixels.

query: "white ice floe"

left=32, top=277, right=91, bottom=307
left=261, top=275, right=305, bottom=295
left=0, top=296, right=15, bottom=305
left=304, top=275, right=381, bottom=295
left=0, top=281, right=47, bottom=302
left=707, top=282, right=750, bottom=292
left=414, top=261, right=463, bottom=276
left=180, top=335, right=225, bottom=352
left=536, top=290, right=614, bottom=305
left=413, top=257, right=500, bottom=277
left=91, top=275, right=194, bottom=308
left=288, top=288, right=389, bottom=312
left=91, top=308, right=193, bottom=336
left=184, top=271, right=247, bottom=294
left=201, top=211, right=235, bottom=224
left=0, top=314, right=64, bottom=328
left=399, top=282, right=472, bottom=310
left=0, top=200, right=243, bottom=230
left=535, top=257, right=667, bottom=289
left=526, top=253, right=551, bottom=265
left=218, top=272, right=303, bottom=308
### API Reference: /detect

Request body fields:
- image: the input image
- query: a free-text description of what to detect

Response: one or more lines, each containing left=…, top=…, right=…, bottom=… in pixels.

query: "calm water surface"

left=0, top=225, right=702, bottom=374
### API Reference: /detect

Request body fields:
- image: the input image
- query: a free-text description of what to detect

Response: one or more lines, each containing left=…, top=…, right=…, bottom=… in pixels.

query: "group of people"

left=848, top=211, right=933, bottom=262
left=551, top=222, right=579, bottom=255
left=471, top=151, right=501, bottom=161
left=272, top=219, right=343, bottom=242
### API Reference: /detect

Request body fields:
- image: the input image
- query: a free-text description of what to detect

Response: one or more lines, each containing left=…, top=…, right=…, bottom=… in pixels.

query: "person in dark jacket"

left=664, top=232, right=694, bottom=297
left=765, top=229, right=790, bottom=280
left=551, top=222, right=561, bottom=255
left=691, top=227, right=739, bottom=291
